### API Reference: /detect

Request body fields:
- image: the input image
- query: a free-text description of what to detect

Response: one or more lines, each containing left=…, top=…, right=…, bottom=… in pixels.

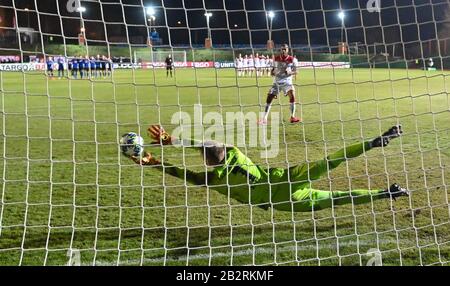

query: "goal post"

left=0, top=0, right=449, bottom=267
left=133, top=49, right=187, bottom=65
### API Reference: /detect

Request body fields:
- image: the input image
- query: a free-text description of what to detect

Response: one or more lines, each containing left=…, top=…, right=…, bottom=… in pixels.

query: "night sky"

left=0, top=0, right=449, bottom=57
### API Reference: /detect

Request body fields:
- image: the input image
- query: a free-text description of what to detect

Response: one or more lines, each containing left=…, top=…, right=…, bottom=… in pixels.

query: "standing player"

left=90, top=56, right=97, bottom=78
left=165, top=54, right=173, bottom=78
left=243, top=55, right=249, bottom=77
left=235, top=54, right=244, bottom=77
left=57, top=56, right=65, bottom=79
left=259, top=44, right=300, bottom=125
left=46, top=56, right=54, bottom=78
left=254, top=53, right=261, bottom=77
left=265, top=55, right=273, bottom=77
left=107, top=57, right=113, bottom=77
left=71, top=57, right=79, bottom=79
left=260, top=55, right=266, bottom=77
left=96, top=55, right=102, bottom=77
left=78, top=56, right=85, bottom=79
left=248, top=54, right=254, bottom=78
left=101, top=56, right=107, bottom=78
left=83, top=56, right=90, bottom=79
left=67, top=57, right=72, bottom=78
left=105, top=57, right=110, bottom=77
left=127, top=124, right=409, bottom=212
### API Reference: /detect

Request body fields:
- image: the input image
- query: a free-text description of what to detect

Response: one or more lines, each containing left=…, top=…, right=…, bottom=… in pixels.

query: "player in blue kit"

left=89, top=57, right=97, bottom=78
left=101, top=56, right=107, bottom=77
left=46, top=57, right=54, bottom=78
left=83, top=56, right=90, bottom=79
left=107, top=57, right=113, bottom=77
left=78, top=57, right=85, bottom=79
left=95, top=55, right=102, bottom=77
left=71, top=58, right=79, bottom=79
left=57, top=57, right=65, bottom=78
left=67, top=58, right=72, bottom=77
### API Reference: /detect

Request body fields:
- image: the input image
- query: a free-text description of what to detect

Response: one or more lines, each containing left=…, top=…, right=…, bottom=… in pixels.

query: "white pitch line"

left=82, top=238, right=418, bottom=266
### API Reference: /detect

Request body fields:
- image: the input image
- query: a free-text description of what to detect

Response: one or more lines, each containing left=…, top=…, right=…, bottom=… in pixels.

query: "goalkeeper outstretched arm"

left=131, top=125, right=218, bottom=186
left=128, top=125, right=409, bottom=212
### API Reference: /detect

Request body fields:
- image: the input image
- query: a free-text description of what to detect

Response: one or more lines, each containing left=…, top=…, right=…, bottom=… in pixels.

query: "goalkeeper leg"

left=289, top=125, right=402, bottom=183
left=273, top=184, right=410, bottom=212
left=288, top=141, right=371, bottom=184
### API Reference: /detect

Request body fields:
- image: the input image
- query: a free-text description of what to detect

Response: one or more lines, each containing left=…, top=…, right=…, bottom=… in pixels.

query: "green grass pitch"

left=0, top=67, right=449, bottom=266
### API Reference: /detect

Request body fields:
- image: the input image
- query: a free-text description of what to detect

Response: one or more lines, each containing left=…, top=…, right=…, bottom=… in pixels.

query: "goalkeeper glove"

left=130, top=151, right=160, bottom=166
left=148, top=125, right=172, bottom=145
left=371, top=125, right=402, bottom=148
left=384, top=183, right=410, bottom=200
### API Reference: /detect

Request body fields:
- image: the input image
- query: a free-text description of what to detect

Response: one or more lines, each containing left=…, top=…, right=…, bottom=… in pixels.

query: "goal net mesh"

left=134, top=50, right=187, bottom=65
left=0, top=0, right=449, bottom=266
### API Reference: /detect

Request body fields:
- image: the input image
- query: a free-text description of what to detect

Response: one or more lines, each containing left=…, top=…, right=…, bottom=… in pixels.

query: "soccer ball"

left=120, top=132, right=144, bottom=157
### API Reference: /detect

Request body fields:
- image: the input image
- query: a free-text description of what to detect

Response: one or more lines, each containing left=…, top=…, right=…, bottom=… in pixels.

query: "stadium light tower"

left=267, top=11, right=275, bottom=50
left=205, top=12, right=213, bottom=39
left=24, top=8, right=30, bottom=28
left=146, top=7, right=155, bottom=16
left=146, top=7, right=157, bottom=46
left=146, top=7, right=156, bottom=25
left=338, top=11, right=345, bottom=43
left=77, top=6, right=86, bottom=31
left=77, top=6, right=86, bottom=45
left=204, top=12, right=213, bottom=48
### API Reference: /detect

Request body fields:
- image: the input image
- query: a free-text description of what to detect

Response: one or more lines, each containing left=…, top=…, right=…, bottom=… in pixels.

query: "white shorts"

left=269, top=82, right=295, bottom=96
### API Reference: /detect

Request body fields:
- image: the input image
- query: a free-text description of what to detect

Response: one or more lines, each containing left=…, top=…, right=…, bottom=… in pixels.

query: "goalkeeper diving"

left=127, top=125, right=409, bottom=212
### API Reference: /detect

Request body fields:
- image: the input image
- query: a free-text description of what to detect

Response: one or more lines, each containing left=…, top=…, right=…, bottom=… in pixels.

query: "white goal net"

left=0, top=0, right=449, bottom=267
left=134, top=50, right=187, bottom=65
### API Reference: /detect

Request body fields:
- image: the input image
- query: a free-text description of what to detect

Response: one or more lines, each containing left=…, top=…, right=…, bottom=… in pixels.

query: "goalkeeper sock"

left=263, top=104, right=272, bottom=120
left=290, top=102, right=296, bottom=117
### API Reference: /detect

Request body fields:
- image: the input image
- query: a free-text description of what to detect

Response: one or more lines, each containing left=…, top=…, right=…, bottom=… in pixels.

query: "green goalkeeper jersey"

left=207, top=146, right=334, bottom=208
left=207, top=147, right=272, bottom=206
